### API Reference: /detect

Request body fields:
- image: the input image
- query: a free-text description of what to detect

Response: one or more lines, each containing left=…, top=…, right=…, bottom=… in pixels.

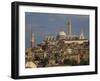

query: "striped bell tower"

left=67, top=19, right=72, bottom=36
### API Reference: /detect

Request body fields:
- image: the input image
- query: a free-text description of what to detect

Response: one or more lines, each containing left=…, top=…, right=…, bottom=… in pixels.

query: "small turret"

left=79, top=31, right=85, bottom=39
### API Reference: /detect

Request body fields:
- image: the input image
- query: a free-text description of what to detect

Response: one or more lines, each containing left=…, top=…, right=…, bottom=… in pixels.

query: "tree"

left=71, top=59, right=77, bottom=66
left=64, top=59, right=78, bottom=66
left=64, top=59, right=71, bottom=65
left=80, top=59, right=89, bottom=65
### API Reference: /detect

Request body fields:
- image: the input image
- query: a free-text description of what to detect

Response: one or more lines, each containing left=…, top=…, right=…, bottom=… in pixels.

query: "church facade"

left=44, top=19, right=88, bottom=44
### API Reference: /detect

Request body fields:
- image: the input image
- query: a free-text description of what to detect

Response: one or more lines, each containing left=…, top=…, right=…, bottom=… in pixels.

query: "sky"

left=25, top=12, right=89, bottom=48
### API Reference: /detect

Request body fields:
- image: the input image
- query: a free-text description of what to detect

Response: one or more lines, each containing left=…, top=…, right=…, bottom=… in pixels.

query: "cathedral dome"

left=59, top=31, right=66, bottom=36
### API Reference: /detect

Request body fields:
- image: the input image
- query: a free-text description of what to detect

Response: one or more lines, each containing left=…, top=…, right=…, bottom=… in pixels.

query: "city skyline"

left=25, top=12, right=89, bottom=48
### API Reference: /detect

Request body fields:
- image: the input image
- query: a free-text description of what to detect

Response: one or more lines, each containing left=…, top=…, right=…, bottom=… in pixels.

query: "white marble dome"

left=59, top=31, right=66, bottom=36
